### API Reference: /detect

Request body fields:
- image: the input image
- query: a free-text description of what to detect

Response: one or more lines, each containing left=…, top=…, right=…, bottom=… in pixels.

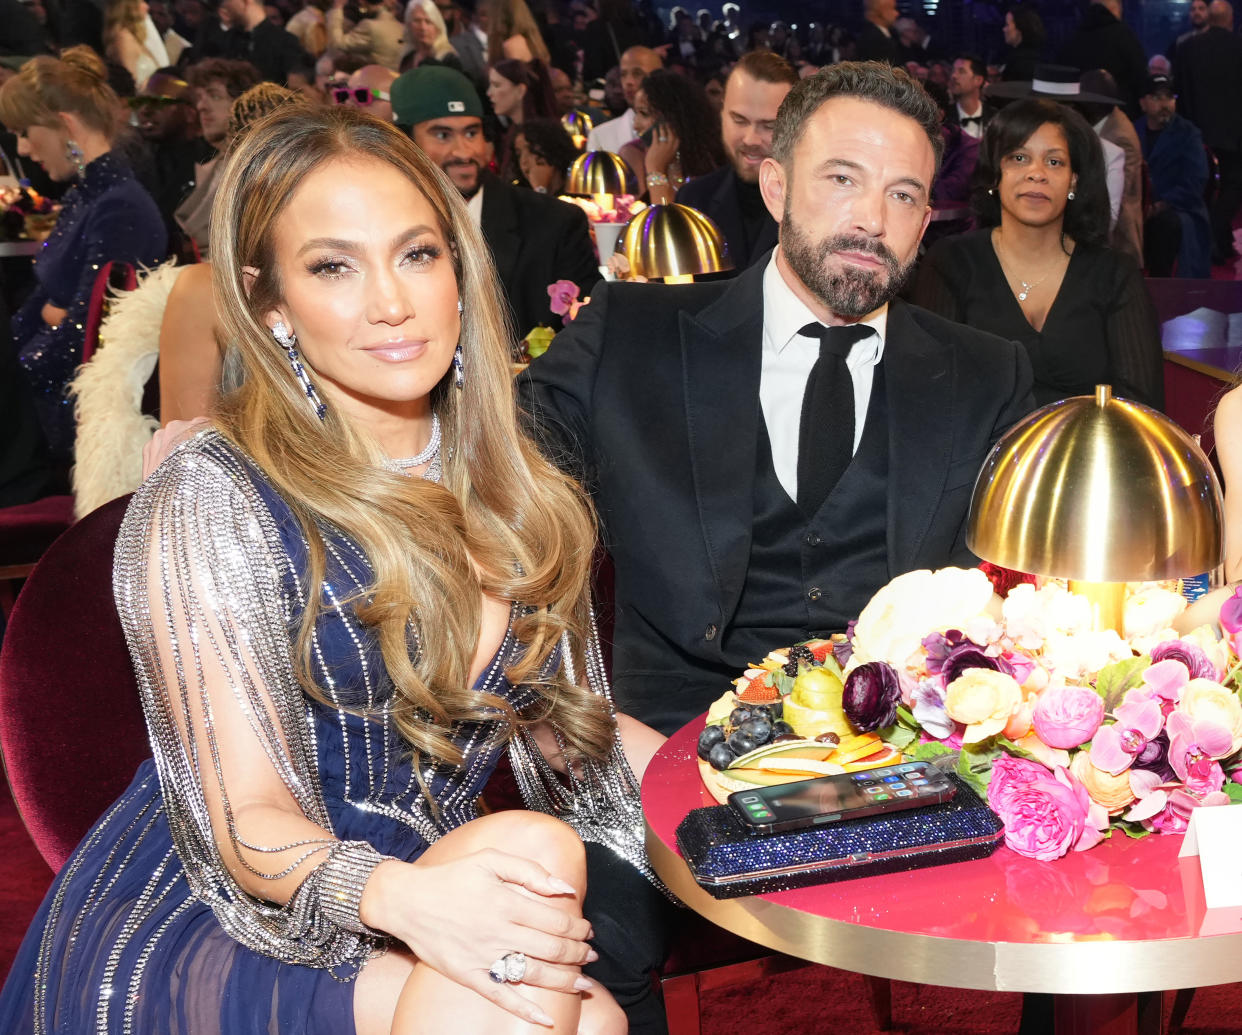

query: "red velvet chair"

left=0, top=262, right=139, bottom=614
left=0, top=494, right=148, bottom=871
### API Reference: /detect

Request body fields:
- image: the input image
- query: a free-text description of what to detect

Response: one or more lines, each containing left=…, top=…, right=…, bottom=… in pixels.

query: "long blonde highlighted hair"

left=209, top=105, right=611, bottom=767
left=105, top=0, right=148, bottom=46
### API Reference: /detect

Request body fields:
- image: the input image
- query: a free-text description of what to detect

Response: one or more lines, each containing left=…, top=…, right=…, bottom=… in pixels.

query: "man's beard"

left=780, top=208, right=915, bottom=319
left=445, top=159, right=482, bottom=198
left=729, top=144, right=766, bottom=183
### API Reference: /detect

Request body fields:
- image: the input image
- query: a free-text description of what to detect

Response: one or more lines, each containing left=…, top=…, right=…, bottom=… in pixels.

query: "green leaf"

left=879, top=723, right=917, bottom=750
left=772, top=670, right=794, bottom=696
left=1093, top=655, right=1150, bottom=712
left=895, top=704, right=918, bottom=730
left=906, top=741, right=957, bottom=763
left=956, top=739, right=1003, bottom=797
left=994, top=735, right=1040, bottom=763
left=1226, top=781, right=1242, bottom=805
left=1115, top=819, right=1153, bottom=840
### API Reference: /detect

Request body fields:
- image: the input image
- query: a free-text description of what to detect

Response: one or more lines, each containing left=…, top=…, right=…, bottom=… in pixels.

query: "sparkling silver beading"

left=317, top=841, right=389, bottom=936
left=383, top=413, right=442, bottom=483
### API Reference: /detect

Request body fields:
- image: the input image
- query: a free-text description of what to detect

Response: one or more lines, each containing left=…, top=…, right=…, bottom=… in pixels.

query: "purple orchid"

left=910, top=679, right=956, bottom=739
left=1089, top=694, right=1165, bottom=776
left=923, top=630, right=1013, bottom=686
left=1220, top=587, right=1242, bottom=634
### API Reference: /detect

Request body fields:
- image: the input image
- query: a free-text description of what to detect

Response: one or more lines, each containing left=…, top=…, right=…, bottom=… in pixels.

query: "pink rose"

left=1031, top=685, right=1105, bottom=749
left=988, top=763, right=1095, bottom=860
left=988, top=753, right=1051, bottom=810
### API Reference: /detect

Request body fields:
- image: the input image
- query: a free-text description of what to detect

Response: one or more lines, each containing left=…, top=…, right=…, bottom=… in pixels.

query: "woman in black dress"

left=913, top=98, right=1163, bottom=410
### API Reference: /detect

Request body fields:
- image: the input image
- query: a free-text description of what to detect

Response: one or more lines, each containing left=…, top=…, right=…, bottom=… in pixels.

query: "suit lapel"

left=885, top=300, right=955, bottom=571
left=681, top=263, right=765, bottom=621
left=709, top=170, right=748, bottom=266
left=479, top=176, right=520, bottom=289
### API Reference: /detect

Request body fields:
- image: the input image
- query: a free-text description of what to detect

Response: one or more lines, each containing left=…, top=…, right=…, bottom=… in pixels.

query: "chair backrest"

left=81, top=262, right=137, bottom=366
left=0, top=493, right=149, bottom=871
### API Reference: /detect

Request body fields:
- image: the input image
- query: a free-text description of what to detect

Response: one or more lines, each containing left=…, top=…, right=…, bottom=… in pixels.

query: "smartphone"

left=727, top=761, right=957, bottom=835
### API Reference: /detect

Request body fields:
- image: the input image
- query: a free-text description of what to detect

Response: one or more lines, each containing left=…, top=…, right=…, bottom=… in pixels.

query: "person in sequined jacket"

left=0, top=45, right=166, bottom=464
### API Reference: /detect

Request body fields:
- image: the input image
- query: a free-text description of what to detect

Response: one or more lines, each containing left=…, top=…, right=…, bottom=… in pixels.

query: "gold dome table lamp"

left=565, top=150, right=630, bottom=208
left=967, top=385, right=1224, bottom=632
left=618, top=203, right=733, bottom=284
left=561, top=110, right=594, bottom=151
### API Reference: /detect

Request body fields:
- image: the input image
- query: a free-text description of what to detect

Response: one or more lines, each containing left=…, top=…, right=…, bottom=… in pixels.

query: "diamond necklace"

left=993, top=232, right=1062, bottom=302
left=383, top=413, right=442, bottom=482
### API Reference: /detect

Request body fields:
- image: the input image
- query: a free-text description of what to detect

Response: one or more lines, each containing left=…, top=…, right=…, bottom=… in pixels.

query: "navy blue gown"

left=0, top=434, right=555, bottom=1034
left=12, top=151, right=166, bottom=460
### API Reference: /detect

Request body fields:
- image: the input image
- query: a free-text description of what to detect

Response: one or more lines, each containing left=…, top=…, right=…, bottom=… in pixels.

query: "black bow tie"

left=961, top=115, right=982, bottom=126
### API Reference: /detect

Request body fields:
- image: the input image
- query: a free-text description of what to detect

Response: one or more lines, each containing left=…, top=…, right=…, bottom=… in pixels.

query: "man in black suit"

left=675, top=50, right=796, bottom=271
left=1173, top=0, right=1242, bottom=262
left=947, top=54, right=996, bottom=139
left=856, top=0, right=900, bottom=64
left=520, top=62, right=1032, bottom=1034
left=392, top=66, right=600, bottom=336
left=521, top=62, right=1034, bottom=737
left=204, top=0, right=306, bottom=84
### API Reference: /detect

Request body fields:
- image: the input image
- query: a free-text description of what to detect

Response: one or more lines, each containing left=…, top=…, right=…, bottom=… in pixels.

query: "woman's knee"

left=470, top=810, right=587, bottom=886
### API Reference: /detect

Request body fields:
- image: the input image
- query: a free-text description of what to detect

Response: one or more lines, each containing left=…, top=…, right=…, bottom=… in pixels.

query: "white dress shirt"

left=586, top=109, right=638, bottom=154
left=466, top=186, right=484, bottom=227
left=759, top=250, right=887, bottom=501
left=955, top=100, right=985, bottom=139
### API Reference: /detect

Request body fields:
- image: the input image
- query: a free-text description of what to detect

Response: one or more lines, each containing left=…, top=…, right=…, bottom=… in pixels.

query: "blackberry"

left=783, top=644, right=816, bottom=676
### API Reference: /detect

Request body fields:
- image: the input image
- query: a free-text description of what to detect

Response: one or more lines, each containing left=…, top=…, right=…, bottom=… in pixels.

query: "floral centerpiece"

left=824, top=567, right=1242, bottom=860
left=558, top=193, right=645, bottom=266
left=517, top=280, right=588, bottom=361
left=0, top=184, right=55, bottom=241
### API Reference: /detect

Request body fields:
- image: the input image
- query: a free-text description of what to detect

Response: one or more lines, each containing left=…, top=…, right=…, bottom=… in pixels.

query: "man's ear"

left=759, top=156, right=786, bottom=225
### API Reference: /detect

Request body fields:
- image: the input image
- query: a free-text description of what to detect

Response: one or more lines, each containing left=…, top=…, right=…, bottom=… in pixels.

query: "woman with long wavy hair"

left=0, top=104, right=661, bottom=1035
left=104, top=0, right=169, bottom=90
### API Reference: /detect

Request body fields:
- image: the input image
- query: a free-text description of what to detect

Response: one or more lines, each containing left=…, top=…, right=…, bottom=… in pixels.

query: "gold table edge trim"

left=646, top=822, right=1242, bottom=994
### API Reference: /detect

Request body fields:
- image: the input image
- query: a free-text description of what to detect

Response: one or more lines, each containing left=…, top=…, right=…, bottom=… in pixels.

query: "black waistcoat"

left=723, top=363, right=890, bottom=664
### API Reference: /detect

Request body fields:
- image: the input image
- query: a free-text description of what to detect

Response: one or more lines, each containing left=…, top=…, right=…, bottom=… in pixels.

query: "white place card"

left=1179, top=803, right=1242, bottom=909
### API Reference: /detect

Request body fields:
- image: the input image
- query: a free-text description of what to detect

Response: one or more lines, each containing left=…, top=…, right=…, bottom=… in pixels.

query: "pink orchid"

left=1124, top=775, right=1230, bottom=833
left=1165, top=711, right=1231, bottom=794
left=1142, top=658, right=1190, bottom=704
left=1089, top=695, right=1165, bottom=776
left=547, top=280, right=580, bottom=319
left=1219, top=587, right=1242, bottom=659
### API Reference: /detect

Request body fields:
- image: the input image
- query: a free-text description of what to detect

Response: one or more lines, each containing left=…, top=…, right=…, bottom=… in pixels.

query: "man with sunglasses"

left=392, top=66, right=599, bottom=335
left=330, top=63, right=396, bottom=123
left=131, top=71, right=214, bottom=248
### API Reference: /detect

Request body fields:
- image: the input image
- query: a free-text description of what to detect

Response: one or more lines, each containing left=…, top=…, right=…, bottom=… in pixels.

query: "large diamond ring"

left=488, top=951, right=528, bottom=984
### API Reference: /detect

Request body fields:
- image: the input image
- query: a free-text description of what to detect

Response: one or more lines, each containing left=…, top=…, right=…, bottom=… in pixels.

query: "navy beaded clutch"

left=675, top=774, right=1004, bottom=899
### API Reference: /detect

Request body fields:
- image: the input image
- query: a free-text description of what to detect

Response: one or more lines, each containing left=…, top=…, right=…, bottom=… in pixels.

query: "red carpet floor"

left=4, top=776, right=1242, bottom=1033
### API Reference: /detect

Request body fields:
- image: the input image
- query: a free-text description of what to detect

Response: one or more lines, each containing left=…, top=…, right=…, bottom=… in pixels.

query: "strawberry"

left=736, top=676, right=779, bottom=704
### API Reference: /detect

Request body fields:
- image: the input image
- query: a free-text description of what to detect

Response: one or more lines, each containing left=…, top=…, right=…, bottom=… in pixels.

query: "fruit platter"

left=697, top=637, right=902, bottom=804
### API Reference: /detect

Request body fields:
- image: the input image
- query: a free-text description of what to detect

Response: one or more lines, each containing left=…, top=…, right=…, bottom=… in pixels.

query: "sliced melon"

left=729, top=739, right=834, bottom=768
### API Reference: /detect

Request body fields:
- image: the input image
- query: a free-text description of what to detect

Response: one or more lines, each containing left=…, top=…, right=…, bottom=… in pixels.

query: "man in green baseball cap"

left=392, top=66, right=489, bottom=197
left=391, top=64, right=599, bottom=338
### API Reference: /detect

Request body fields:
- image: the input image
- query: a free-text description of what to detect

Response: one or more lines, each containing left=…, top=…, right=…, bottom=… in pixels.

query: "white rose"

left=1124, top=585, right=1187, bottom=642
left=850, top=567, right=997, bottom=671
left=1042, top=629, right=1132, bottom=681
left=1002, top=583, right=1094, bottom=649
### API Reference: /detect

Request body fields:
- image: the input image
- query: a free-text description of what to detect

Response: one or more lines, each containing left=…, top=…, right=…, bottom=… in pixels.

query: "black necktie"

left=796, top=322, right=872, bottom=514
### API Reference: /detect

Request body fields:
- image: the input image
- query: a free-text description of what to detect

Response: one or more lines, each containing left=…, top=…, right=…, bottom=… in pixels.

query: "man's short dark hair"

left=955, top=54, right=986, bottom=80
left=771, top=61, right=943, bottom=173
left=733, top=49, right=798, bottom=87
left=186, top=58, right=261, bottom=99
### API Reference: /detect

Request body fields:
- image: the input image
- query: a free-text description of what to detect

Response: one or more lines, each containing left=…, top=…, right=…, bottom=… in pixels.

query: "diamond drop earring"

left=65, top=139, right=85, bottom=177
left=271, top=321, right=327, bottom=421
left=453, top=343, right=464, bottom=390
left=1067, top=190, right=1076, bottom=201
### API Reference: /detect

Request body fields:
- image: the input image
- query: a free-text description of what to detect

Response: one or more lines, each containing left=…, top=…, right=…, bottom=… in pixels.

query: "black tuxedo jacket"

left=478, top=174, right=601, bottom=336
left=855, top=22, right=899, bottom=64
left=518, top=258, right=1034, bottom=732
left=676, top=166, right=778, bottom=271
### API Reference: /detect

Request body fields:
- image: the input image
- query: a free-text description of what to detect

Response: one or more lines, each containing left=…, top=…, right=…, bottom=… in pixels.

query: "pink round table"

left=642, top=717, right=1242, bottom=1034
